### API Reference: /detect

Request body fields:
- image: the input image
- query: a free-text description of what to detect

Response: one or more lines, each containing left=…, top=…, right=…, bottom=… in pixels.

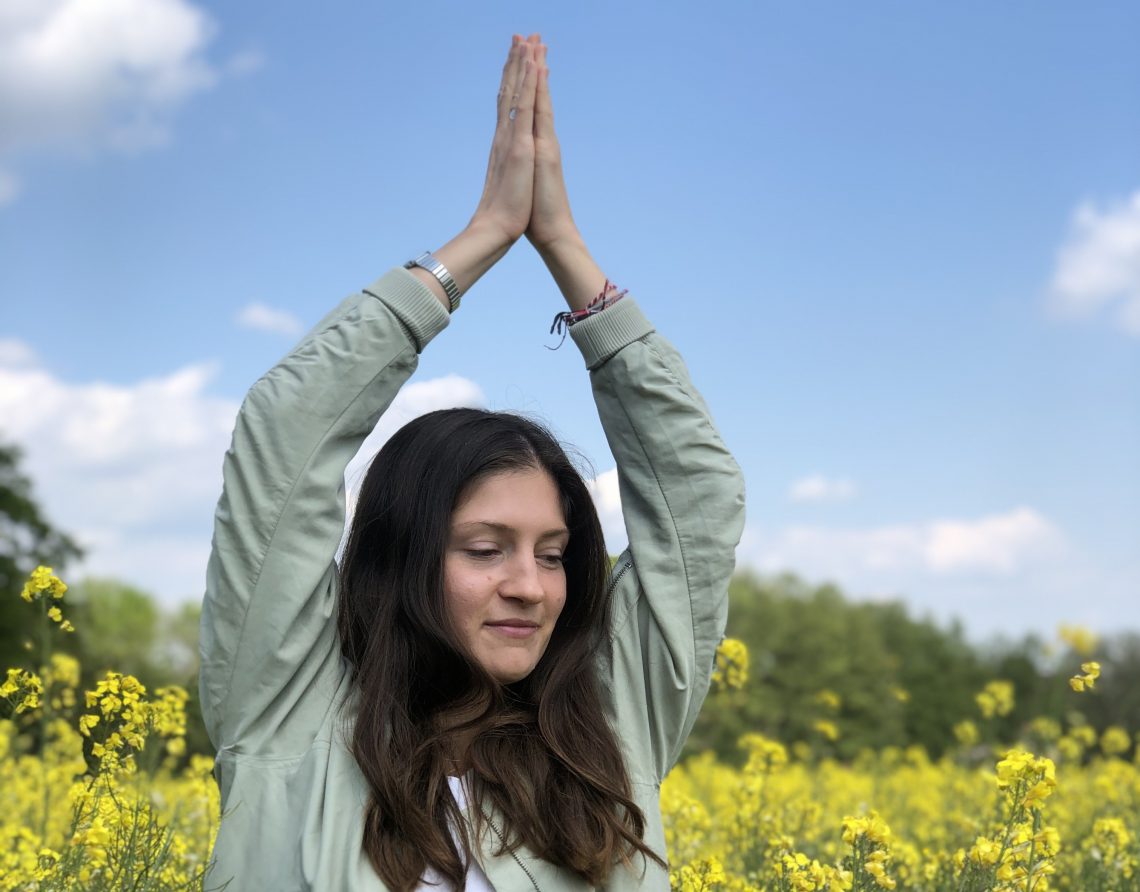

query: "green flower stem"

left=1025, top=808, right=1042, bottom=892
left=38, top=588, right=52, bottom=842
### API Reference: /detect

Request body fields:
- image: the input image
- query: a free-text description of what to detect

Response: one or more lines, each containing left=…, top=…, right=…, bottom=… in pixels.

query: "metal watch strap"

left=404, top=251, right=461, bottom=314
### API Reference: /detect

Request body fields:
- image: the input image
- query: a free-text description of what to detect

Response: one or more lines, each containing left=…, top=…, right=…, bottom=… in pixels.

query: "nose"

left=499, top=553, right=546, bottom=603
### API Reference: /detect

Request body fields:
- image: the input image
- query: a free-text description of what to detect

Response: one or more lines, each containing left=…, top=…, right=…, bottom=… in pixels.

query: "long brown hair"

left=336, top=408, right=667, bottom=890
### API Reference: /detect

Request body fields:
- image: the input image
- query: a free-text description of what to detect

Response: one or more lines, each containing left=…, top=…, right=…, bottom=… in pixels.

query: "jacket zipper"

left=481, top=805, right=541, bottom=891
left=608, top=554, right=634, bottom=597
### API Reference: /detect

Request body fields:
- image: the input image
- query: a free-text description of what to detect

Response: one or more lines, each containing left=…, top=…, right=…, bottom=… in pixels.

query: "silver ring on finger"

left=509, top=106, right=518, bottom=121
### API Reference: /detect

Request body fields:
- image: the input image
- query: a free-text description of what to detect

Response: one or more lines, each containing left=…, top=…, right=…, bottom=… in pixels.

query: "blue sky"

left=1, top=1, right=1137, bottom=643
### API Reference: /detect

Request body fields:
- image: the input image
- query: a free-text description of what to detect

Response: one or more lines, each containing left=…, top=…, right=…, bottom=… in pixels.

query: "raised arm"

left=199, top=34, right=545, bottom=757
left=523, top=36, right=746, bottom=782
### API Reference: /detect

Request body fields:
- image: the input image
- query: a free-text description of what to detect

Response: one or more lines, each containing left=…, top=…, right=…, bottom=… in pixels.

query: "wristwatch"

left=404, top=251, right=461, bottom=314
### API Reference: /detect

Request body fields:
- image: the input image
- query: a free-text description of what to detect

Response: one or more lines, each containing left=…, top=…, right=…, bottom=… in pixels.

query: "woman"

left=199, top=33, right=745, bottom=891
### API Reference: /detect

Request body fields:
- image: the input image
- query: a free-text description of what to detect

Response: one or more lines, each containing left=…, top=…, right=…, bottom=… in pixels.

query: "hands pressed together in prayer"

left=470, top=33, right=580, bottom=255
left=407, top=33, right=611, bottom=316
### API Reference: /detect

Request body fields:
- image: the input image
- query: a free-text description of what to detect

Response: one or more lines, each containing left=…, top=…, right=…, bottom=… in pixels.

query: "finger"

left=534, top=44, right=552, bottom=137
left=510, top=42, right=538, bottom=132
left=497, top=38, right=523, bottom=127
left=509, top=39, right=531, bottom=110
left=509, top=35, right=538, bottom=109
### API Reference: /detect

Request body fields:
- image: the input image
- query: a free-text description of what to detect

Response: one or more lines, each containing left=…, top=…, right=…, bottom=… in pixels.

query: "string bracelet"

left=546, top=279, right=629, bottom=350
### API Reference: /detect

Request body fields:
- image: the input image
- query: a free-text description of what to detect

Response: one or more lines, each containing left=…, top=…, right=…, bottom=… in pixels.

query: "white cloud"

left=0, top=351, right=239, bottom=601
left=338, top=376, right=487, bottom=561
left=0, top=344, right=483, bottom=605
left=0, top=337, right=38, bottom=368
left=742, top=506, right=1062, bottom=580
left=226, top=48, right=264, bottom=77
left=586, top=468, right=627, bottom=554
left=236, top=302, right=305, bottom=337
left=924, top=507, right=1059, bottom=574
left=733, top=507, right=1100, bottom=639
left=0, top=0, right=220, bottom=197
left=788, top=473, right=857, bottom=503
left=1047, top=190, right=1140, bottom=336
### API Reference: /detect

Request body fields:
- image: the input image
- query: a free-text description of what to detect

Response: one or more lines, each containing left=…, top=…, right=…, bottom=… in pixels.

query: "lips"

left=486, top=621, right=539, bottom=639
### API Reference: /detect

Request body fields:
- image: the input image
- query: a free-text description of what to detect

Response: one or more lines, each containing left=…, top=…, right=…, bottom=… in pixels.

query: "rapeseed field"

left=2, top=567, right=1137, bottom=890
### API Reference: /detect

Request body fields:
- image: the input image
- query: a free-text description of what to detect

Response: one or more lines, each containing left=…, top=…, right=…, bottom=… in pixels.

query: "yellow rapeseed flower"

left=813, top=719, right=840, bottom=742
left=976, top=680, right=1015, bottom=718
left=1070, top=660, right=1101, bottom=692
left=1101, top=726, right=1131, bottom=757
left=19, top=565, right=68, bottom=602
left=1058, top=623, right=1099, bottom=656
left=842, top=811, right=892, bottom=847
left=711, top=638, right=749, bottom=691
left=954, top=720, right=979, bottom=747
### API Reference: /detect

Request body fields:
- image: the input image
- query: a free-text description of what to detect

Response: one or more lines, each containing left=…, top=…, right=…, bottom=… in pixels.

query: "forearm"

left=408, top=221, right=514, bottom=311
left=535, top=235, right=609, bottom=312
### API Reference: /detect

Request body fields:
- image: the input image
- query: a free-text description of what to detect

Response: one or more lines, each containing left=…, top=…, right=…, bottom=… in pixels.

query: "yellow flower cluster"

left=19, top=566, right=67, bottom=602
left=662, top=736, right=1140, bottom=891
left=1, top=567, right=218, bottom=890
left=975, top=680, right=1015, bottom=718
left=1069, top=660, right=1101, bottom=692
left=712, top=637, right=750, bottom=692
left=20, top=565, right=75, bottom=631
left=1057, top=623, right=1098, bottom=656
left=6, top=567, right=1140, bottom=892
left=0, top=668, right=44, bottom=714
left=953, top=719, right=979, bottom=747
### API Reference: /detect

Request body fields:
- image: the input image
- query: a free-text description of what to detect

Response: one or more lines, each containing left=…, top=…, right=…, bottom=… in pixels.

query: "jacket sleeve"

left=569, top=298, right=746, bottom=784
left=198, top=268, right=450, bottom=758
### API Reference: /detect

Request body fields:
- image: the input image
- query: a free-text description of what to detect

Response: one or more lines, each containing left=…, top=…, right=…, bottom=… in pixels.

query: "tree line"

left=3, top=439, right=1136, bottom=763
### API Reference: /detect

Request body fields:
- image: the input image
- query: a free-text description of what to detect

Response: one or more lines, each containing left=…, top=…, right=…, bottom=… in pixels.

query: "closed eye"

left=465, top=549, right=500, bottom=559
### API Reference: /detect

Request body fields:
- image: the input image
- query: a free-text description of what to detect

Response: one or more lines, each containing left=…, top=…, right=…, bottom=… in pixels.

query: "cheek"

left=551, top=584, right=568, bottom=620
left=442, top=564, right=490, bottom=622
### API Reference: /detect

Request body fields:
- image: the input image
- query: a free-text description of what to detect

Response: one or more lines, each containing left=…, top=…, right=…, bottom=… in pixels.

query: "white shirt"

left=415, top=775, right=496, bottom=891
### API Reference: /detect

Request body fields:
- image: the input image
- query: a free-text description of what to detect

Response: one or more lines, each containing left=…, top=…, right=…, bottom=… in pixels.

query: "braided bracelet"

left=547, top=279, right=629, bottom=350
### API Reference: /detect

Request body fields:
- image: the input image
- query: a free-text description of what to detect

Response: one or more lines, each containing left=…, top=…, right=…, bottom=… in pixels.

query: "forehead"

left=452, top=468, right=566, bottom=528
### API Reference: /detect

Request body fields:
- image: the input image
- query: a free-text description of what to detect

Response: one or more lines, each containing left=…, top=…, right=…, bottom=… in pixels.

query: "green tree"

left=0, top=439, right=83, bottom=665
left=687, top=572, right=906, bottom=763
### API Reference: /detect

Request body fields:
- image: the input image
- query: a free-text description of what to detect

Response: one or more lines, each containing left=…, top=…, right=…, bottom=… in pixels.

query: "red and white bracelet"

left=547, top=279, right=629, bottom=349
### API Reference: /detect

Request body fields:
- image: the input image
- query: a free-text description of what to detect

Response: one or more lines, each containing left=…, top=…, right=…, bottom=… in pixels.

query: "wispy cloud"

left=226, top=48, right=265, bottom=77
left=1047, top=190, right=1140, bottom=336
left=0, top=338, right=38, bottom=368
left=788, top=474, right=857, bottom=503
left=0, top=342, right=483, bottom=605
left=0, top=0, right=220, bottom=202
left=732, top=507, right=1104, bottom=639
left=236, top=302, right=305, bottom=337
left=744, top=507, right=1062, bottom=578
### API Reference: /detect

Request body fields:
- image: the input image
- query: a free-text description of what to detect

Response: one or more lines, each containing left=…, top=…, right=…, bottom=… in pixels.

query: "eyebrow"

left=455, top=521, right=570, bottom=540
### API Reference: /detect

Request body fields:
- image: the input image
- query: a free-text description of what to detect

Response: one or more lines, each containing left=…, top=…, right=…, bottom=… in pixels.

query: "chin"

left=494, top=666, right=535, bottom=685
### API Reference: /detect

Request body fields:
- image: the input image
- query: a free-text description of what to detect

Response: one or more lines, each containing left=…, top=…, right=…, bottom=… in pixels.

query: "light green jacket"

left=198, top=267, right=746, bottom=890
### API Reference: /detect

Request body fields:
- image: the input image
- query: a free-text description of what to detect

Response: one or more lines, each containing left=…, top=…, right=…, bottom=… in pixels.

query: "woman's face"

left=443, top=466, right=569, bottom=684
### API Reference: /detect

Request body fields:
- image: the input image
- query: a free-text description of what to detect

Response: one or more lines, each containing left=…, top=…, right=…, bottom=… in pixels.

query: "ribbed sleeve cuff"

left=568, top=297, right=656, bottom=370
left=362, top=267, right=451, bottom=353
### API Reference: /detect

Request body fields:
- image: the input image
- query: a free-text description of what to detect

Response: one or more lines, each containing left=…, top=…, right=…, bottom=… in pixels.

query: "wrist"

left=465, top=216, right=520, bottom=255
left=408, top=222, right=514, bottom=313
left=531, top=229, right=585, bottom=263
left=534, top=235, right=605, bottom=312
